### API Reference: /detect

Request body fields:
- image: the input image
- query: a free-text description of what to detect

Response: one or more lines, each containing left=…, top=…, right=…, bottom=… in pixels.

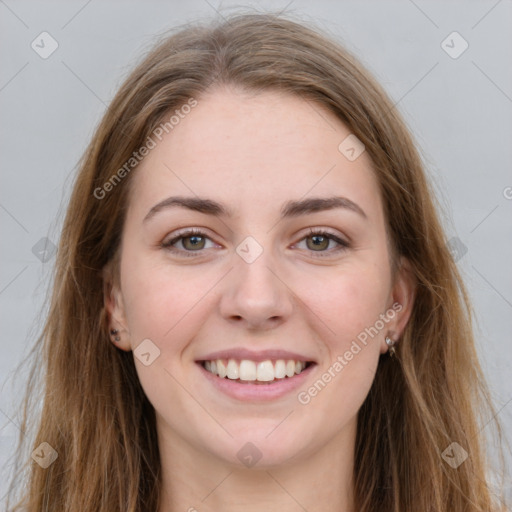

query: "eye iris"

left=307, top=234, right=329, bottom=251
left=183, top=235, right=205, bottom=250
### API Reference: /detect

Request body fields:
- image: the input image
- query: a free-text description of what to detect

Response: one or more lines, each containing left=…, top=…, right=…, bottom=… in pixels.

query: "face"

left=105, top=87, right=414, bottom=468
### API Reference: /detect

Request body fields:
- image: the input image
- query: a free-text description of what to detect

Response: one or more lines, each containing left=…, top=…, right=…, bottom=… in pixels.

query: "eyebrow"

left=143, top=195, right=367, bottom=223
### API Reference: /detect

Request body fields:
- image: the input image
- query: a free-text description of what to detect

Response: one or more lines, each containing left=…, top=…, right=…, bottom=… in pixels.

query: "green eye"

left=306, top=234, right=330, bottom=251
left=162, top=228, right=214, bottom=257
left=297, top=229, right=349, bottom=257
left=181, top=234, right=206, bottom=250
left=162, top=228, right=349, bottom=258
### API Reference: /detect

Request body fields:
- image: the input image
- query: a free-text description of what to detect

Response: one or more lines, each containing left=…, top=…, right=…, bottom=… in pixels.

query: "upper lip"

left=197, top=348, right=316, bottom=363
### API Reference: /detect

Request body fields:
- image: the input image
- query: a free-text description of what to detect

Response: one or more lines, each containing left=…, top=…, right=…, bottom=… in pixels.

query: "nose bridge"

left=219, top=237, right=293, bottom=328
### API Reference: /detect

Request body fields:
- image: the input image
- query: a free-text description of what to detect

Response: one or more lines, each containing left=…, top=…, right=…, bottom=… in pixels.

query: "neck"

left=157, top=419, right=357, bottom=512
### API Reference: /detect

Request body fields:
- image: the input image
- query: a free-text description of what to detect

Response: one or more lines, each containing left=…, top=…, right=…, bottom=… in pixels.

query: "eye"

left=161, top=227, right=349, bottom=258
left=294, top=228, right=349, bottom=257
left=161, top=228, right=217, bottom=257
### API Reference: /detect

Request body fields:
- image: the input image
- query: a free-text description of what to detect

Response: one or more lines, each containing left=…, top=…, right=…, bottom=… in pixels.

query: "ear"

left=381, top=256, right=416, bottom=353
left=102, top=263, right=131, bottom=351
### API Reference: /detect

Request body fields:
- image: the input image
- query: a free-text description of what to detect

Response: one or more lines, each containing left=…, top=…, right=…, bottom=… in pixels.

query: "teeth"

left=274, top=360, right=286, bottom=379
left=202, top=358, right=309, bottom=382
left=256, top=361, right=274, bottom=381
left=239, top=360, right=256, bottom=381
left=217, top=360, right=227, bottom=378
left=226, top=359, right=239, bottom=379
left=285, top=360, right=295, bottom=377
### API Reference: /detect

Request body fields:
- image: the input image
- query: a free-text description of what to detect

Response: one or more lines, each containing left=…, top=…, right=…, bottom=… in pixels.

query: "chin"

left=198, top=424, right=314, bottom=470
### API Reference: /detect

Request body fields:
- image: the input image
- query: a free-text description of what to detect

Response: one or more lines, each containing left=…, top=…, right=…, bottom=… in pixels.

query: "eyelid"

left=161, top=227, right=220, bottom=256
left=162, top=227, right=214, bottom=244
left=292, top=227, right=350, bottom=257
left=300, top=226, right=348, bottom=243
left=161, top=227, right=350, bottom=258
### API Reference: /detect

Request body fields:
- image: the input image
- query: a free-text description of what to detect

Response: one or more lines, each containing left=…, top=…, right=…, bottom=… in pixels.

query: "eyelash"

left=161, top=228, right=350, bottom=258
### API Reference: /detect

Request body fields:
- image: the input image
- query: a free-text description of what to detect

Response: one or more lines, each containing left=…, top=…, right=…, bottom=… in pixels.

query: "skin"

left=104, top=87, right=416, bottom=512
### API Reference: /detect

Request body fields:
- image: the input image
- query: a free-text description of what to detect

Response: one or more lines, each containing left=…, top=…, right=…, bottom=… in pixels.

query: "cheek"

left=119, top=251, right=209, bottom=346
left=119, top=255, right=212, bottom=409
left=292, top=268, right=387, bottom=433
left=296, top=261, right=390, bottom=349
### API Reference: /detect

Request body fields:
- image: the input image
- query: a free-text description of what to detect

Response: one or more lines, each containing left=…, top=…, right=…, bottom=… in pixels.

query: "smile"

left=201, top=359, right=312, bottom=384
left=196, top=348, right=317, bottom=400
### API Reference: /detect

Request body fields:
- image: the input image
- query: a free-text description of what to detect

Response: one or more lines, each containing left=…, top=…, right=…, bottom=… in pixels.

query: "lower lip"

left=197, top=363, right=316, bottom=401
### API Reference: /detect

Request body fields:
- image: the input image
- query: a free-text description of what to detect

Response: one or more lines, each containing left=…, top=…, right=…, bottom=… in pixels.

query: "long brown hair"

left=6, top=12, right=508, bottom=511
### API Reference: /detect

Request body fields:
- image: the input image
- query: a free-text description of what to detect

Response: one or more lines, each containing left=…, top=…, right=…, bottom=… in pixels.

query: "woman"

left=6, top=12, right=507, bottom=512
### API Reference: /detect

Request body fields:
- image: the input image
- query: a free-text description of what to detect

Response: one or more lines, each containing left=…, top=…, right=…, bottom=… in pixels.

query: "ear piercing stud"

left=110, top=329, right=120, bottom=342
left=385, top=336, right=396, bottom=357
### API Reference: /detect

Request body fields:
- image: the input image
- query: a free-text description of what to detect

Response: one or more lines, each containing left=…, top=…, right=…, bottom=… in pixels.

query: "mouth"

left=195, top=349, right=317, bottom=401
left=199, top=358, right=315, bottom=384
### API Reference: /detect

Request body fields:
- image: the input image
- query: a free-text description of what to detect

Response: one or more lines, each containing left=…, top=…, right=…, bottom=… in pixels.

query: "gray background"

left=1, top=0, right=511, bottom=504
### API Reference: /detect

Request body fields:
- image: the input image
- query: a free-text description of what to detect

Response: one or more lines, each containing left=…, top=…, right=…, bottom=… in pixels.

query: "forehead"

left=128, top=88, right=382, bottom=222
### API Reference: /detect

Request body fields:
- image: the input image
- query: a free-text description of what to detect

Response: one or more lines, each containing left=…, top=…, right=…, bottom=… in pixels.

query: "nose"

left=219, top=250, right=294, bottom=331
